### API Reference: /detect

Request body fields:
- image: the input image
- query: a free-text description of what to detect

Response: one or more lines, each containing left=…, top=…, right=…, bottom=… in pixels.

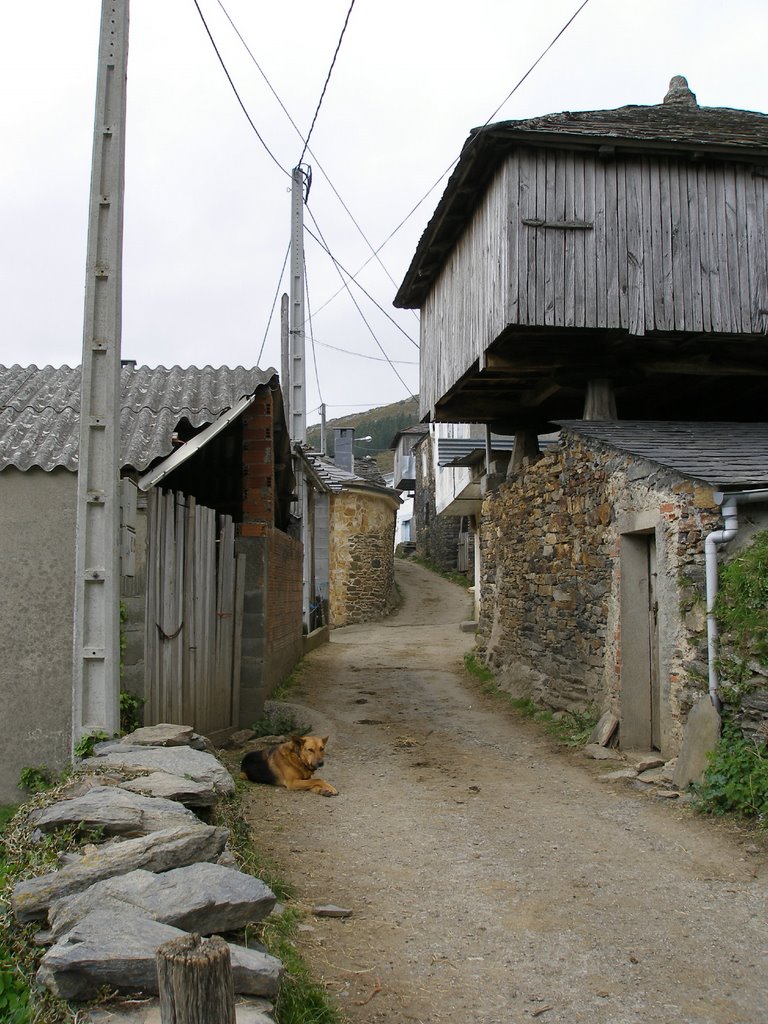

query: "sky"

left=2, top=1, right=767, bottom=425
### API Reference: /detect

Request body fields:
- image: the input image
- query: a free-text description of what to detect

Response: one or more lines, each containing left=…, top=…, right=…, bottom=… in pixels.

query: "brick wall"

left=476, top=433, right=721, bottom=753
left=241, top=393, right=275, bottom=533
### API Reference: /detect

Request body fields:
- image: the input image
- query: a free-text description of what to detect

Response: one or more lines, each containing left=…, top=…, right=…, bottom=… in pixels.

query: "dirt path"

left=240, top=560, right=768, bottom=1024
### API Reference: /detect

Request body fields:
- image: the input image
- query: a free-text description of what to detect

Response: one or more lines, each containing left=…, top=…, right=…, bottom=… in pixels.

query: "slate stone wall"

left=414, top=433, right=469, bottom=574
left=476, top=432, right=722, bottom=753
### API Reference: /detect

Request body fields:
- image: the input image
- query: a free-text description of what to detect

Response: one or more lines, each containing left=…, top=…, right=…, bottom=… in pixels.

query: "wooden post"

left=156, top=933, right=236, bottom=1024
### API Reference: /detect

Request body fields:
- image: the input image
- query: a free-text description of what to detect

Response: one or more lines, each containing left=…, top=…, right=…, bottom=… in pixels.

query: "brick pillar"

left=241, top=392, right=275, bottom=536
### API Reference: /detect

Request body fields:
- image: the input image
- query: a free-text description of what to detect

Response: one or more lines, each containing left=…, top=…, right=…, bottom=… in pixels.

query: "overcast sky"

left=2, top=1, right=766, bottom=424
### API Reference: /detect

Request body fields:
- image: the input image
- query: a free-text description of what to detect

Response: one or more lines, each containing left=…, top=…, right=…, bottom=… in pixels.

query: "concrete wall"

left=329, top=490, right=398, bottom=627
left=0, top=468, right=76, bottom=802
left=475, top=435, right=722, bottom=757
left=236, top=526, right=303, bottom=727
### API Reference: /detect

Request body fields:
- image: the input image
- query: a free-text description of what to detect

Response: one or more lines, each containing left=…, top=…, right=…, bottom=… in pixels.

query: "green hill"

left=307, top=396, right=420, bottom=474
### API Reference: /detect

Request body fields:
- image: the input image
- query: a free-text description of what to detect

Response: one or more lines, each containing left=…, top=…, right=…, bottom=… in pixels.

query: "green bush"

left=251, top=707, right=312, bottom=738
left=17, top=767, right=54, bottom=795
left=120, top=689, right=146, bottom=734
left=693, top=723, right=768, bottom=820
left=716, top=530, right=768, bottom=678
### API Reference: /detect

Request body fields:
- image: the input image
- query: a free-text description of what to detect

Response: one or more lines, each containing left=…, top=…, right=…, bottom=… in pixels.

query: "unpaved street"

left=241, top=560, right=768, bottom=1024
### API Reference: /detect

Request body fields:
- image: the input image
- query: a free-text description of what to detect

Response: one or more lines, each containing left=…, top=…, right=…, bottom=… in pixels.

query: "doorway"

left=620, top=530, right=661, bottom=750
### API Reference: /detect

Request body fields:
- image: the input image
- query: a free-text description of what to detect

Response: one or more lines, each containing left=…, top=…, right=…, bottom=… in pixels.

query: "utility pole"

left=72, top=0, right=129, bottom=746
left=280, top=292, right=290, bottom=430
left=289, top=165, right=311, bottom=630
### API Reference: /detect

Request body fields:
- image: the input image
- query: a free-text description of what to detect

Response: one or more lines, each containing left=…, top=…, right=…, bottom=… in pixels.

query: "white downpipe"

left=705, top=489, right=768, bottom=711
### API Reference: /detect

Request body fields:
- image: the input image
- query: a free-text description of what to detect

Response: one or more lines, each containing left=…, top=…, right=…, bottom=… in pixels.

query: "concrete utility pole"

left=289, top=165, right=309, bottom=445
left=289, top=165, right=311, bottom=630
left=72, top=0, right=129, bottom=746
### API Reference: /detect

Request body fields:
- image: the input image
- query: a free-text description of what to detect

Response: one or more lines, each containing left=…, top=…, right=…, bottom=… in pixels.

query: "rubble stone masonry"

left=476, top=433, right=721, bottom=753
left=329, top=490, right=397, bottom=627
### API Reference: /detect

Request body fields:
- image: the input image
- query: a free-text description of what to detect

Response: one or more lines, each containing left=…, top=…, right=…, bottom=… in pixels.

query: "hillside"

left=307, top=396, right=420, bottom=474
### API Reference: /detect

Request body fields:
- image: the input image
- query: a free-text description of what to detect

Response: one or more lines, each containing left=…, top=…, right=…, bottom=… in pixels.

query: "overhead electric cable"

left=297, top=0, right=357, bottom=166
left=303, top=253, right=324, bottom=406
left=305, top=209, right=416, bottom=401
left=311, top=338, right=417, bottom=364
left=303, top=221, right=418, bottom=348
left=191, top=0, right=290, bottom=178
left=257, top=240, right=292, bottom=366
left=213, top=0, right=406, bottom=300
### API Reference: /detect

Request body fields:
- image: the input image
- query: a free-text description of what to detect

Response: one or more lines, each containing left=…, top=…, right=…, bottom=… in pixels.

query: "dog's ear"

left=320, top=736, right=329, bottom=746
left=289, top=734, right=306, bottom=746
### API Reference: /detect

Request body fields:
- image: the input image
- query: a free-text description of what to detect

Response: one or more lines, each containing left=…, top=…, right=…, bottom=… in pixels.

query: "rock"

left=582, top=744, right=624, bottom=762
left=588, top=712, right=620, bottom=747
left=36, top=908, right=282, bottom=1001
left=48, top=862, right=276, bottom=939
left=85, top=998, right=275, bottom=1023
left=12, top=823, right=229, bottom=923
left=120, top=771, right=219, bottom=808
left=120, top=724, right=194, bottom=747
left=312, top=905, right=352, bottom=918
left=672, top=696, right=721, bottom=789
left=226, top=730, right=257, bottom=748
left=636, top=767, right=667, bottom=784
left=29, top=786, right=198, bottom=838
left=633, top=756, right=666, bottom=772
left=190, top=734, right=217, bottom=754
left=597, top=768, right=638, bottom=782
left=82, top=746, right=235, bottom=797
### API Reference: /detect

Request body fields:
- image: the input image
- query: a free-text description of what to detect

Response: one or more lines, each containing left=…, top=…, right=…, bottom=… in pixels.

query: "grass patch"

left=463, top=654, right=598, bottom=748
left=216, top=797, right=345, bottom=1023
left=692, top=722, right=768, bottom=822
left=251, top=707, right=313, bottom=740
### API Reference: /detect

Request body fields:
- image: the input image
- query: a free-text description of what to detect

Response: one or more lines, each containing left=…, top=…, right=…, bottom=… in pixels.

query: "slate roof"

left=300, top=447, right=394, bottom=494
left=559, top=421, right=768, bottom=489
left=0, top=364, right=277, bottom=472
left=395, top=87, right=768, bottom=309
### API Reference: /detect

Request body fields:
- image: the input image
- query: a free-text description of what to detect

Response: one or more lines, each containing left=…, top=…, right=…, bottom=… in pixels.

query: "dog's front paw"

left=320, top=784, right=338, bottom=797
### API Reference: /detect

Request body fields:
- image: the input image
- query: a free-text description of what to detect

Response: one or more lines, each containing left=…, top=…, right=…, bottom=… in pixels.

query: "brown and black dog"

left=240, top=735, right=338, bottom=797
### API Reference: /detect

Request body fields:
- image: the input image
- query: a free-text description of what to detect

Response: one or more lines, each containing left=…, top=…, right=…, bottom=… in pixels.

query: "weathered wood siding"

left=420, top=149, right=768, bottom=417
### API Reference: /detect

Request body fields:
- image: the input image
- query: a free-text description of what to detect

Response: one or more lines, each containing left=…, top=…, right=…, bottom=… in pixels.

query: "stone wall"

left=329, top=490, right=398, bottom=627
left=414, top=434, right=468, bottom=574
left=476, top=432, right=722, bottom=755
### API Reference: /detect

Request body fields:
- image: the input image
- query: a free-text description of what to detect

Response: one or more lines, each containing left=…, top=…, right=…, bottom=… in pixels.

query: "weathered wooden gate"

left=144, top=489, right=245, bottom=737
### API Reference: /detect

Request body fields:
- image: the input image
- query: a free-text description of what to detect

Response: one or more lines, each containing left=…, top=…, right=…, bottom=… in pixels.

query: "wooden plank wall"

left=145, top=489, right=244, bottom=736
left=419, top=149, right=768, bottom=417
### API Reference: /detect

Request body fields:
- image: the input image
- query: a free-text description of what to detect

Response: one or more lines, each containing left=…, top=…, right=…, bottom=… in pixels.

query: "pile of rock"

left=10, top=724, right=280, bottom=1022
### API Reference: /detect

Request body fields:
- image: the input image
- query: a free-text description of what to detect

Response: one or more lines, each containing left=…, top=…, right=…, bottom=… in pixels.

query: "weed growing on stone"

left=251, top=708, right=313, bottom=739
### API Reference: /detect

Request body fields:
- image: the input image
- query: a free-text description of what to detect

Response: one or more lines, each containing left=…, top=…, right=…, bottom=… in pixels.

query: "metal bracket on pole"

left=72, top=0, right=129, bottom=747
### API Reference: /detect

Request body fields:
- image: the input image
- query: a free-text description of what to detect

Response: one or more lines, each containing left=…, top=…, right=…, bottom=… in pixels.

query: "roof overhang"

left=138, top=393, right=256, bottom=491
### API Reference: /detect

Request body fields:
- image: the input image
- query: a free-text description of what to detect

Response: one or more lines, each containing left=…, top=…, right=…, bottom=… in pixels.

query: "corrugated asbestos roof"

left=0, top=364, right=277, bottom=472
left=395, top=91, right=768, bottom=309
left=559, top=421, right=768, bottom=488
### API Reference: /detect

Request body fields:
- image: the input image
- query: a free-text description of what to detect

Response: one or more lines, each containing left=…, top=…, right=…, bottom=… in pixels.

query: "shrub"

left=693, top=722, right=768, bottom=820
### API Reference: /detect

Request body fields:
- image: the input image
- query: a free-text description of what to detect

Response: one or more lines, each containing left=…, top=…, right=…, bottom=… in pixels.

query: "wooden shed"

left=395, top=77, right=768, bottom=432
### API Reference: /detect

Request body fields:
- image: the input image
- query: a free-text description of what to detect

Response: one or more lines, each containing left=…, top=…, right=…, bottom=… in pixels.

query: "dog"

left=240, top=735, right=338, bottom=797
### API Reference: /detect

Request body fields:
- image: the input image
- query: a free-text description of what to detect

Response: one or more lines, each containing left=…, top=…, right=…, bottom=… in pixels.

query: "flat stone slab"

left=12, top=823, right=229, bottom=924
left=582, top=743, right=624, bottom=762
left=82, top=746, right=235, bottom=797
left=120, top=724, right=194, bottom=747
left=86, top=999, right=274, bottom=1024
left=597, top=768, right=639, bottom=782
left=29, top=786, right=198, bottom=838
left=588, top=711, right=620, bottom=747
left=37, top=908, right=282, bottom=1001
left=120, top=771, right=218, bottom=808
left=49, top=861, right=276, bottom=939
left=672, top=696, right=722, bottom=789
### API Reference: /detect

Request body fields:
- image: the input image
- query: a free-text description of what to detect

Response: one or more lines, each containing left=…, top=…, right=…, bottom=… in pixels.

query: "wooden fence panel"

left=144, top=490, right=243, bottom=737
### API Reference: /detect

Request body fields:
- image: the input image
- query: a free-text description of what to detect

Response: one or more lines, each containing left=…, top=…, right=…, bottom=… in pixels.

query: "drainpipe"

left=705, top=488, right=768, bottom=712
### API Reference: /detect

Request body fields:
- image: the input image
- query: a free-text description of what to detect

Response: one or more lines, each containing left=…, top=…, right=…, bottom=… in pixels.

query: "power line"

left=297, top=0, right=357, bottom=166
left=191, top=0, right=290, bottom=178
left=214, top=0, right=407, bottom=304
left=303, top=221, right=419, bottom=348
left=257, top=240, right=291, bottom=366
left=305, top=208, right=417, bottom=401
left=311, top=338, right=417, bottom=364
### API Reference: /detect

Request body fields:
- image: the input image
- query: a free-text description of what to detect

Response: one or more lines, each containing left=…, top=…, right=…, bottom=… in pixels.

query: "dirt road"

left=240, top=559, right=768, bottom=1024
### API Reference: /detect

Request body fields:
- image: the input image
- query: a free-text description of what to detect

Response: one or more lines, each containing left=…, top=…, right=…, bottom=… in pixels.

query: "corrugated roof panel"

left=0, top=364, right=277, bottom=473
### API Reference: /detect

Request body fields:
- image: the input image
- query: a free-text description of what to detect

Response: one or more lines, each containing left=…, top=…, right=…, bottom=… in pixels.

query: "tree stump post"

left=156, top=933, right=236, bottom=1024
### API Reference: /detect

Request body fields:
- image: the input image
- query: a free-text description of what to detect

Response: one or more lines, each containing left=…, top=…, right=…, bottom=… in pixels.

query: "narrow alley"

left=241, top=559, right=767, bottom=1024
